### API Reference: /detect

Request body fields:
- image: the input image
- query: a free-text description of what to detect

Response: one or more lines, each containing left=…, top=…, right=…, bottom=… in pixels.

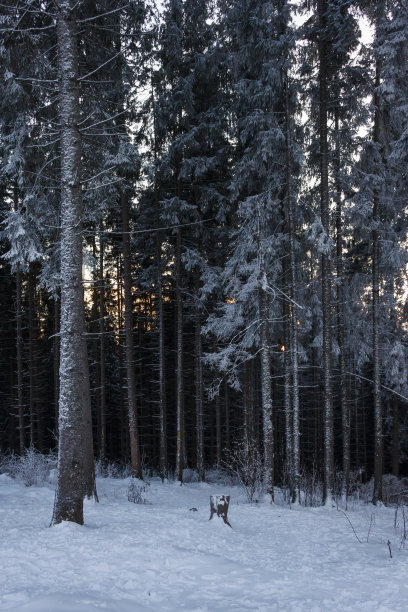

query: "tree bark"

left=318, top=0, right=334, bottom=505
left=157, top=239, right=168, bottom=480
left=392, top=394, right=399, bottom=478
left=259, top=281, right=274, bottom=501
left=372, top=43, right=383, bottom=504
left=28, top=263, right=36, bottom=447
left=98, top=222, right=106, bottom=464
left=13, top=186, right=25, bottom=455
left=53, top=298, right=60, bottom=435
left=175, top=226, right=184, bottom=483
left=121, top=190, right=142, bottom=479
left=285, top=80, right=300, bottom=504
left=334, top=109, right=350, bottom=498
left=52, top=0, right=96, bottom=525
left=195, top=310, right=205, bottom=480
left=15, top=263, right=24, bottom=455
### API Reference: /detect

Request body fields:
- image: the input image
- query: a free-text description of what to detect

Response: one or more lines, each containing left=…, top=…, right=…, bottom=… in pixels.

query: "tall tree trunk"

left=175, top=227, right=184, bottom=483
left=53, top=298, right=60, bottom=435
left=157, top=240, right=168, bottom=480
left=195, top=311, right=204, bottom=480
left=15, top=262, right=24, bottom=455
left=98, top=223, right=106, bottom=463
left=283, top=298, right=294, bottom=499
left=52, top=0, right=96, bottom=525
left=14, top=186, right=24, bottom=455
left=28, top=263, right=36, bottom=447
left=392, top=394, right=399, bottom=478
left=285, top=80, right=300, bottom=504
left=259, top=281, right=274, bottom=501
left=224, top=381, right=230, bottom=454
left=121, top=190, right=142, bottom=479
left=334, top=110, right=350, bottom=498
left=116, top=257, right=127, bottom=460
left=372, top=48, right=383, bottom=504
left=318, top=0, right=334, bottom=505
left=215, top=392, right=221, bottom=467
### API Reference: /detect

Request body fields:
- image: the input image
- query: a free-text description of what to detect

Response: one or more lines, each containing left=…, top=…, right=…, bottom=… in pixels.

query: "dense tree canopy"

left=1, top=0, right=407, bottom=520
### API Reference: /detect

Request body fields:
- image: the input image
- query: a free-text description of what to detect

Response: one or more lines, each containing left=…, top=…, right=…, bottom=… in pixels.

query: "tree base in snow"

left=209, top=494, right=231, bottom=527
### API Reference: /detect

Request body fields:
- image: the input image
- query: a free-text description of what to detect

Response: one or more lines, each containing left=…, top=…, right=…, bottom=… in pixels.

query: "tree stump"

left=209, top=495, right=232, bottom=527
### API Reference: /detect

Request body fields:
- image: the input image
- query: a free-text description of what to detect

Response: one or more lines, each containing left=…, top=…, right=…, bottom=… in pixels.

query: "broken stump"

left=209, top=494, right=232, bottom=527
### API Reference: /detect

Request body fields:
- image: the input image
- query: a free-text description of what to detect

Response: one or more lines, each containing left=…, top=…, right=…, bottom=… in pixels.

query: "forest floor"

left=1, top=473, right=408, bottom=611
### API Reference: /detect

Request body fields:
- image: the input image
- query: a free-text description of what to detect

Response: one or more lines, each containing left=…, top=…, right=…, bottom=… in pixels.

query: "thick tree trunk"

left=121, top=190, right=142, bottom=479
left=52, top=0, right=96, bottom=525
left=318, top=0, right=334, bottom=505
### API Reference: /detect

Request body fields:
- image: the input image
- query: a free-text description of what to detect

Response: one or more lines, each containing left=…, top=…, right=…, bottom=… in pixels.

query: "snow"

left=1, top=474, right=408, bottom=611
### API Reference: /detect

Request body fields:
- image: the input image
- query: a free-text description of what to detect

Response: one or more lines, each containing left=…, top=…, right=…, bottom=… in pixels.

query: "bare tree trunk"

left=52, top=0, right=96, bottom=525
left=28, top=263, right=36, bottom=447
left=98, top=223, right=106, bottom=463
left=121, top=190, right=142, bottom=479
left=334, top=110, right=350, bottom=498
left=283, top=299, right=293, bottom=499
left=215, top=392, right=221, bottom=467
left=195, top=312, right=205, bottom=480
left=372, top=49, right=383, bottom=504
left=116, top=257, right=127, bottom=460
left=318, top=0, right=334, bottom=505
left=13, top=187, right=25, bottom=455
left=53, top=298, right=60, bottom=435
left=157, top=241, right=168, bottom=480
left=392, top=394, right=399, bottom=477
left=259, top=282, right=274, bottom=501
left=175, top=227, right=184, bottom=483
left=285, top=81, right=300, bottom=504
left=15, top=263, right=24, bottom=455
left=224, top=381, right=230, bottom=454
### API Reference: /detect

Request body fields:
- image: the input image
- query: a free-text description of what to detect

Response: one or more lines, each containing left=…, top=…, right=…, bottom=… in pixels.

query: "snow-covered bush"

left=127, top=478, right=150, bottom=504
left=298, top=466, right=323, bottom=507
left=95, top=460, right=131, bottom=479
left=206, top=468, right=233, bottom=485
left=222, top=439, right=263, bottom=503
left=1, top=447, right=56, bottom=487
left=182, top=468, right=199, bottom=483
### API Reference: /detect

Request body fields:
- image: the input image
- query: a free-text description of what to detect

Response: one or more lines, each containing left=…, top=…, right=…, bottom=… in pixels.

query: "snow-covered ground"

left=1, top=473, right=408, bottom=611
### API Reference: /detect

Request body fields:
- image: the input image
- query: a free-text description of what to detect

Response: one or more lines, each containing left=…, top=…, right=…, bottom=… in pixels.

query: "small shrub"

left=222, top=438, right=263, bottom=503
left=95, top=460, right=131, bottom=479
left=298, top=465, right=323, bottom=507
left=127, top=478, right=150, bottom=504
left=182, top=468, right=199, bottom=483
left=1, top=447, right=56, bottom=487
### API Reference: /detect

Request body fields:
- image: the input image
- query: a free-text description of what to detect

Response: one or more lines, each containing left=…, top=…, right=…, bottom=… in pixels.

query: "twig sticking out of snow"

left=337, top=508, right=362, bottom=543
